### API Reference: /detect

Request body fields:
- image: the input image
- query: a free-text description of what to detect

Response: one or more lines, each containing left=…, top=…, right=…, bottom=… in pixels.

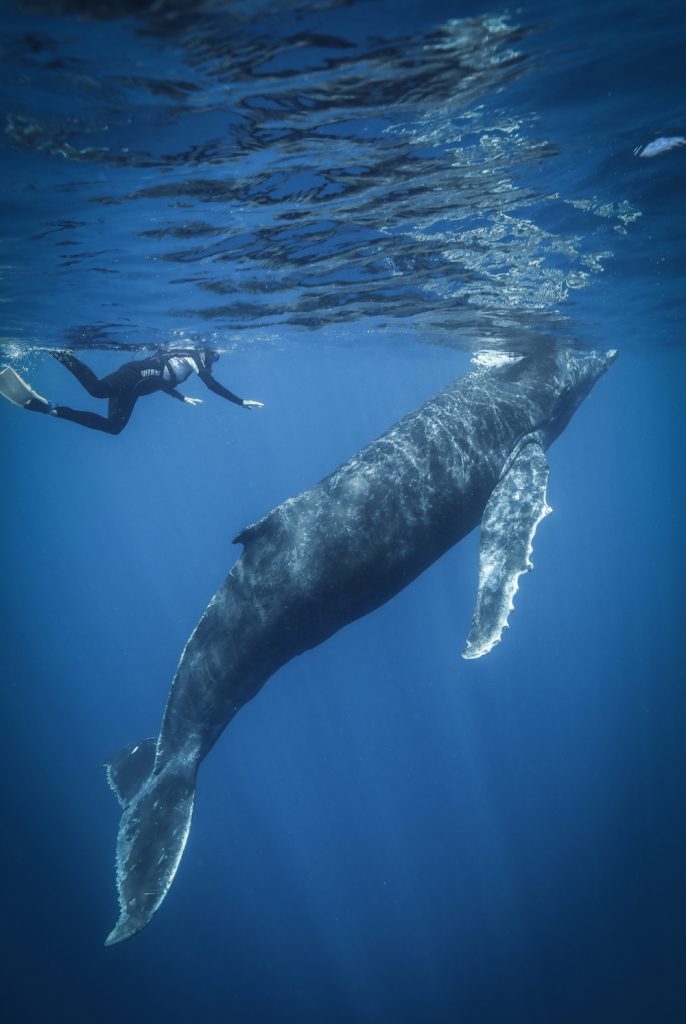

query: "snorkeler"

left=0, top=349, right=264, bottom=435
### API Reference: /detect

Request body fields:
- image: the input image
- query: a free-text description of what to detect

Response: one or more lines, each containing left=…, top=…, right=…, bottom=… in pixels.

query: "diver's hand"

left=184, top=396, right=204, bottom=406
left=242, top=399, right=264, bottom=410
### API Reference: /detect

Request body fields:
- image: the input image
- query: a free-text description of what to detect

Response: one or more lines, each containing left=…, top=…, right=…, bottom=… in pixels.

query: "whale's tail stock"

left=103, top=738, right=197, bottom=945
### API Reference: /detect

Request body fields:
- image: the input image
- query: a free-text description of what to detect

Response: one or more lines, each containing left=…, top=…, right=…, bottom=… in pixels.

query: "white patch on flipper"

left=462, top=437, right=551, bottom=659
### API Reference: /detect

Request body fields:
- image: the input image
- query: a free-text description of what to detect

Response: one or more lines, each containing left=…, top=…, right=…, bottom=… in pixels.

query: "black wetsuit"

left=49, top=350, right=244, bottom=434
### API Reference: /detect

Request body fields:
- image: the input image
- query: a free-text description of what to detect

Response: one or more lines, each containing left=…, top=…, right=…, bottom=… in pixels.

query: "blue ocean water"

left=0, top=0, right=684, bottom=1021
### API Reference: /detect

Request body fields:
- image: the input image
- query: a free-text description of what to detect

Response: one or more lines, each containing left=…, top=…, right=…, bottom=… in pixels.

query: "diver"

left=0, top=348, right=264, bottom=435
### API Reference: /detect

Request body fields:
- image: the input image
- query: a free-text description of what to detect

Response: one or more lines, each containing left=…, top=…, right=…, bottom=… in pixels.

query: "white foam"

left=471, top=351, right=523, bottom=369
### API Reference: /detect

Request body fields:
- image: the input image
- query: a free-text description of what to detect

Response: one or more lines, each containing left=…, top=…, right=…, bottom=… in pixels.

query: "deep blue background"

left=1, top=0, right=685, bottom=1022
left=2, top=342, right=685, bottom=1022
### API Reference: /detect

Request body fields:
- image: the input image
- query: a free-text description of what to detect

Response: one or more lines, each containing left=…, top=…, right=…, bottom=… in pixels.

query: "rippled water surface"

left=3, top=0, right=681, bottom=358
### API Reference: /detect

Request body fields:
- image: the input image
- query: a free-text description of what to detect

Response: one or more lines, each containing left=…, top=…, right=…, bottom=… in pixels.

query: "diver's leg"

left=52, top=351, right=112, bottom=398
left=52, top=395, right=137, bottom=435
left=24, top=397, right=53, bottom=413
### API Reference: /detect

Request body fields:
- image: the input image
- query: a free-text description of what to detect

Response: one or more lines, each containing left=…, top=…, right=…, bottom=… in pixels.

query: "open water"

left=0, top=1, right=684, bottom=1022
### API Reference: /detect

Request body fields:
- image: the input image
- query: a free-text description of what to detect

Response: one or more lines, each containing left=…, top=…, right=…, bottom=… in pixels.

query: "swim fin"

left=0, top=365, right=49, bottom=409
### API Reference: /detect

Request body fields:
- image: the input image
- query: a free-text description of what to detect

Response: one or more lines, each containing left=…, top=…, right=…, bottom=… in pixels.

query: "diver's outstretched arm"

left=197, top=368, right=244, bottom=405
left=198, top=370, right=264, bottom=409
left=165, top=388, right=203, bottom=405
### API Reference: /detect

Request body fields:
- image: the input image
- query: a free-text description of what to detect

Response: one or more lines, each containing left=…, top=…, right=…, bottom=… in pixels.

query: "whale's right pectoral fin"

left=462, top=438, right=551, bottom=660
left=104, top=743, right=197, bottom=946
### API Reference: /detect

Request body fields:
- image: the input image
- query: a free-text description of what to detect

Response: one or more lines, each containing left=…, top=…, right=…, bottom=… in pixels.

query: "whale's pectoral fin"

left=104, top=748, right=197, bottom=946
left=462, top=438, right=552, bottom=660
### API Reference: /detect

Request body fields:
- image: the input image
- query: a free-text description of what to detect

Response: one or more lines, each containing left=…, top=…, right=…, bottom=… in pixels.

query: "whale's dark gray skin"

left=104, top=347, right=616, bottom=945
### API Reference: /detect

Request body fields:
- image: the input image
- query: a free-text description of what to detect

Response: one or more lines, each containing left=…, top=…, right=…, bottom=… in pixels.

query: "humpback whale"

left=104, top=346, right=616, bottom=945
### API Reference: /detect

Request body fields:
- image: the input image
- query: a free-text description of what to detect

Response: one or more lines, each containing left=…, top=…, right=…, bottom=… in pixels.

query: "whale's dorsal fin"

left=462, top=437, right=551, bottom=659
left=233, top=500, right=296, bottom=548
left=233, top=513, right=272, bottom=547
left=233, top=522, right=261, bottom=546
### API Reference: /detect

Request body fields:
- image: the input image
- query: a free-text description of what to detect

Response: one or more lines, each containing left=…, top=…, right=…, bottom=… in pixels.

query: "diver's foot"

left=24, top=397, right=57, bottom=415
left=51, top=349, right=75, bottom=366
left=24, top=396, right=48, bottom=413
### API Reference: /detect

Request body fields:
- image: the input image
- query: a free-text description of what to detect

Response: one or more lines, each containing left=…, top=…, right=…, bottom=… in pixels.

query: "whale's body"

left=104, top=347, right=616, bottom=944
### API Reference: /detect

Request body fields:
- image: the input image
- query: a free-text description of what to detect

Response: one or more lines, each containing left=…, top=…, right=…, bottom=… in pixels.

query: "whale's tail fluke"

left=104, top=739, right=197, bottom=946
